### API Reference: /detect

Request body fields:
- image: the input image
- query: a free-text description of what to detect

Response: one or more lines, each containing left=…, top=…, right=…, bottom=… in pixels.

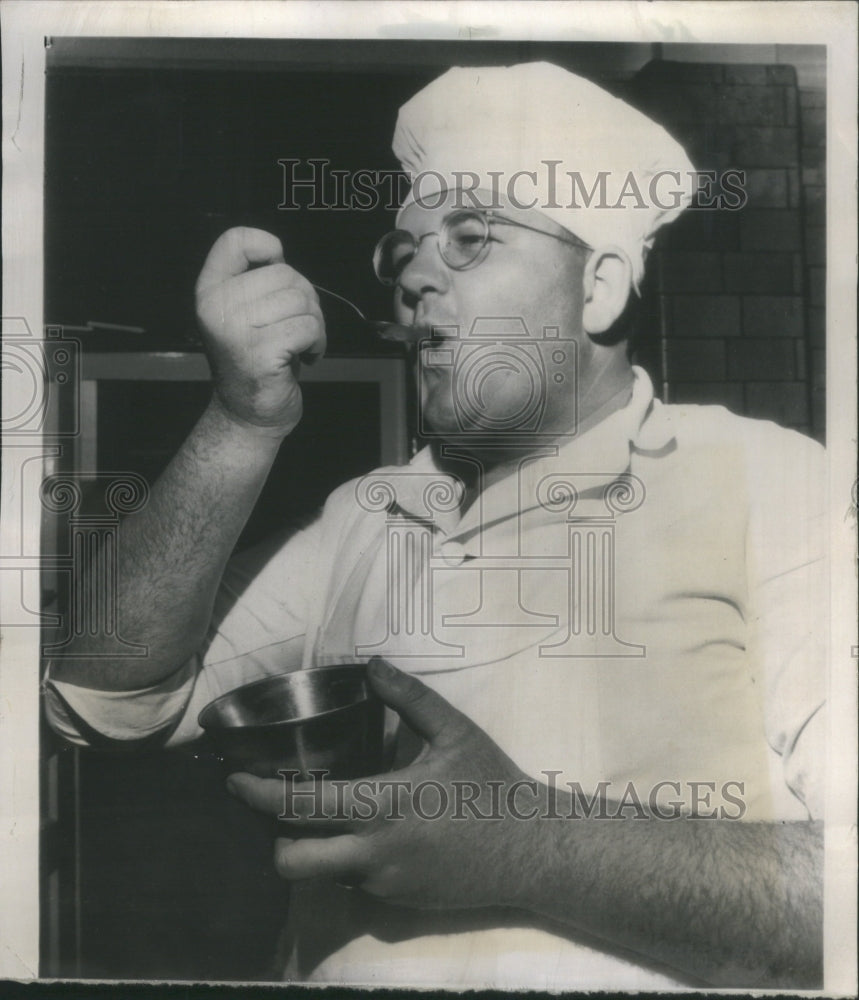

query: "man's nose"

left=396, top=234, right=451, bottom=301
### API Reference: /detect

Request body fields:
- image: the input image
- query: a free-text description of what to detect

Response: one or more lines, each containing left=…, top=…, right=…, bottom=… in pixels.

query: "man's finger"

left=196, top=226, right=285, bottom=295
left=207, top=260, right=304, bottom=306
left=247, top=286, right=322, bottom=330
left=227, top=771, right=361, bottom=823
left=225, top=261, right=319, bottom=313
left=367, top=657, right=473, bottom=747
left=253, top=316, right=327, bottom=363
left=274, top=834, right=369, bottom=883
left=226, top=772, right=287, bottom=815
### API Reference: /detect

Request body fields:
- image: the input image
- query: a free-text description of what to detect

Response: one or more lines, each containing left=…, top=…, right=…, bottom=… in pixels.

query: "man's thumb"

left=367, top=657, right=468, bottom=745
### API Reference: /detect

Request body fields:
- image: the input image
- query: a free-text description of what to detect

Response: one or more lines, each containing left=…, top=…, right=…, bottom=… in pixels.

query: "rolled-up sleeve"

left=42, top=513, right=326, bottom=747
left=43, top=656, right=198, bottom=747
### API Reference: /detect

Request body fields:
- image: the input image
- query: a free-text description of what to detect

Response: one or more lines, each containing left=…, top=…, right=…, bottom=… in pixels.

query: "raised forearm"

left=513, top=810, right=823, bottom=988
left=50, top=397, right=284, bottom=690
left=49, top=228, right=325, bottom=693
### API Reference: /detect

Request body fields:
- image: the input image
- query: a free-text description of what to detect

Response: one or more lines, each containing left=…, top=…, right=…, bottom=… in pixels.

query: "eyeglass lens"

left=373, top=210, right=491, bottom=285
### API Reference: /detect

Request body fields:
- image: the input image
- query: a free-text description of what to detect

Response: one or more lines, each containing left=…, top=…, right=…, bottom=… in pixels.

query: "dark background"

left=41, top=38, right=826, bottom=981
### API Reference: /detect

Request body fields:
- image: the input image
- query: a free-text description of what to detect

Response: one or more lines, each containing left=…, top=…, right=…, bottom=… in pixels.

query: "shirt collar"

left=396, top=366, right=675, bottom=532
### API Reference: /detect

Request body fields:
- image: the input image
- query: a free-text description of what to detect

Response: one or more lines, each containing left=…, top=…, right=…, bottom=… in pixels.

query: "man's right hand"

left=195, top=227, right=326, bottom=437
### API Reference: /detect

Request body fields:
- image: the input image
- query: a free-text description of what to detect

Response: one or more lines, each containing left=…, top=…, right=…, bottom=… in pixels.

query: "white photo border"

left=1, top=1, right=856, bottom=993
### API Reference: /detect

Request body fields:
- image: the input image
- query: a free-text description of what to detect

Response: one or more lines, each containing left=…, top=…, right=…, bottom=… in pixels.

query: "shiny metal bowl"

left=197, top=664, right=384, bottom=779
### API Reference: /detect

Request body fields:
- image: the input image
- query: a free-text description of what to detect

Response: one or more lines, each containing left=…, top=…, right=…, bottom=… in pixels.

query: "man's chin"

left=422, top=420, right=469, bottom=446
left=422, top=420, right=521, bottom=462
left=420, top=405, right=475, bottom=449
left=420, top=393, right=552, bottom=456
left=419, top=390, right=457, bottom=437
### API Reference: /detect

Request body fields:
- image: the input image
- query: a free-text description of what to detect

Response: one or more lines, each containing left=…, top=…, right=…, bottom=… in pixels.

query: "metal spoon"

left=311, top=284, right=419, bottom=344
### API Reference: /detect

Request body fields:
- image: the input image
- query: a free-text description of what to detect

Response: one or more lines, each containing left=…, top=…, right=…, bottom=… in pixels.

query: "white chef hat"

left=393, top=62, right=695, bottom=288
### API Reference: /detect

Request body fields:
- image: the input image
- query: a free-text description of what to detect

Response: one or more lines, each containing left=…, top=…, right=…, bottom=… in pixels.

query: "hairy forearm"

left=512, top=810, right=822, bottom=988
left=49, top=397, right=285, bottom=690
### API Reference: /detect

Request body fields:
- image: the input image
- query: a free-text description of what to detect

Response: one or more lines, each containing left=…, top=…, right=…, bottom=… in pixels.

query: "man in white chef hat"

left=46, top=64, right=825, bottom=989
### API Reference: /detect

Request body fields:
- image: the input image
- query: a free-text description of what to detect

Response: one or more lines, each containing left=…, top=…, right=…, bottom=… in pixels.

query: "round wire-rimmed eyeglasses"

left=372, top=207, right=592, bottom=286
left=312, top=208, right=591, bottom=343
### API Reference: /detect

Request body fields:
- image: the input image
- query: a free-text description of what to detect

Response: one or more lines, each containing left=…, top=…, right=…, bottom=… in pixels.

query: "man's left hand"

left=226, top=657, right=539, bottom=909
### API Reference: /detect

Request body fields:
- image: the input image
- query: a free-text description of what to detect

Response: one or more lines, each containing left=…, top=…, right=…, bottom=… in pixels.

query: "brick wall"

left=799, top=85, right=826, bottom=438
left=628, top=60, right=825, bottom=442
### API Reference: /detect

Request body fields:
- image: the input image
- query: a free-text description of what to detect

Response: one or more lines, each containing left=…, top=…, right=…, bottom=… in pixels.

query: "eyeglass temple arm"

left=488, top=213, right=592, bottom=252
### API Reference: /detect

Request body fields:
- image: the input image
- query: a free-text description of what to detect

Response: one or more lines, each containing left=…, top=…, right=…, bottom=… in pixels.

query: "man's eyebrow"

left=396, top=220, right=441, bottom=239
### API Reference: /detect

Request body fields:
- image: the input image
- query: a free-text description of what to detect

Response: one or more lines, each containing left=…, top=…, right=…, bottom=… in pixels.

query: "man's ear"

left=581, top=246, right=634, bottom=337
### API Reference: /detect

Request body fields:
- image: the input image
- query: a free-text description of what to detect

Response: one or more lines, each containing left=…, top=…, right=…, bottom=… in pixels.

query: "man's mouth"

left=376, top=320, right=451, bottom=345
left=416, top=319, right=464, bottom=348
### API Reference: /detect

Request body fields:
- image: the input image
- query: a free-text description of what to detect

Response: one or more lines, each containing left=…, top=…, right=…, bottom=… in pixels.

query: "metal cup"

left=197, top=664, right=385, bottom=780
